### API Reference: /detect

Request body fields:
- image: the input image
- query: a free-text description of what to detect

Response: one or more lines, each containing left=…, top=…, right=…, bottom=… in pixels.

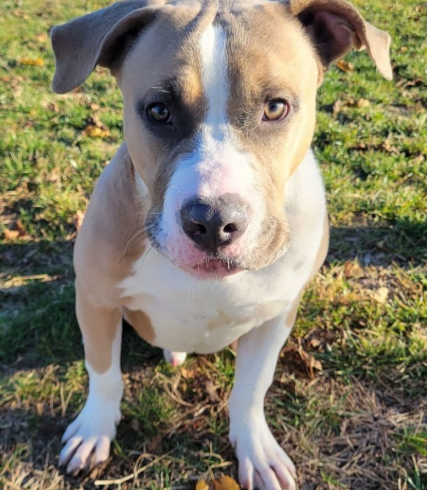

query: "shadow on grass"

left=328, top=218, right=427, bottom=266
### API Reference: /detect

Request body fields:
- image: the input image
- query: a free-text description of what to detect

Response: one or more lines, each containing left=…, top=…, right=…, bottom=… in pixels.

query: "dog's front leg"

left=229, top=306, right=299, bottom=490
left=59, top=282, right=123, bottom=474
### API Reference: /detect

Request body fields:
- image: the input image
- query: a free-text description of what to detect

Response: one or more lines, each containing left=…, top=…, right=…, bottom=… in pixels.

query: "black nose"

left=180, top=194, right=249, bottom=254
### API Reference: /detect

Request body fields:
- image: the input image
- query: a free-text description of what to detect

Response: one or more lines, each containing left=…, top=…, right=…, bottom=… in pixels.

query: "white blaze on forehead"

left=199, top=23, right=228, bottom=130
left=156, top=21, right=266, bottom=266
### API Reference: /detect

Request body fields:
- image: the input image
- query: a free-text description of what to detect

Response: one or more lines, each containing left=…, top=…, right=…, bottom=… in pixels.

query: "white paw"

left=59, top=400, right=121, bottom=474
left=230, top=418, right=296, bottom=490
left=163, top=349, right=187, bottom=367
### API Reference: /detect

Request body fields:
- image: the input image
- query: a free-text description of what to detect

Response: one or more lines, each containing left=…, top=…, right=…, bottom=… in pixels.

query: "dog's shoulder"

left=74, top=143, right=148, bottom=303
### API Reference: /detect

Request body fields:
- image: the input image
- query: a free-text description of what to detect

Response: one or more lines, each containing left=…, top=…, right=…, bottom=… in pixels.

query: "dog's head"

left=52, top=0, right=392, bottom=278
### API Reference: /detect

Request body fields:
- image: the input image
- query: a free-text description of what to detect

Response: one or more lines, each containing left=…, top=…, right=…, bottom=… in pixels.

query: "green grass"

left=1, top=0, right=427, bottom=489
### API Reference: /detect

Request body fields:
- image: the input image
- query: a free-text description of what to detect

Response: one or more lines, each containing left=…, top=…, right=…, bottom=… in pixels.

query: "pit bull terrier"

left=51, top=0, right=392, bottom=487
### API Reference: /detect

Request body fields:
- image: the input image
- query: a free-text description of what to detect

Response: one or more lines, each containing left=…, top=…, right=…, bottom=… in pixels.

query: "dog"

left=50, top=0, right=392, bottom=487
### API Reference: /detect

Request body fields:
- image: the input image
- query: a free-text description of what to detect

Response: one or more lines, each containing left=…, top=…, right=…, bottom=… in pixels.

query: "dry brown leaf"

left=3, top=229, right=20, bottom=240
left=196, top=476, right=240, bottom=490
left=212, top=476, right=240, bottom=490
left=309, top=338, right=321, bottom=349
left=13, top=9, right=29, bottom=19
left=195, top=479, right=210, bottom=490
left=336, top=60, right=354, bottom=73
left=205, top=380, right=220, bottom=402
left=373, top=287, right=389, bottom=304
left=83, top=124, right=110, bottom=138
left=46, top=171, right=61, bottom=183
left=35, top=33, right=48, bottom=43
left=181, top=368, right=196, bottom=379
left=14, top=219, right=27, bottom=236
left=19, top=57, right=44, bottom=66
left=2, top=220, right=29, bottom=240
left=357, top=98, right=370, bottom=108
left=74, top=210, right=85, bottom=231
left=297, top=342, right=323, bottom=379
left=382, top=139, right=399, bottom=154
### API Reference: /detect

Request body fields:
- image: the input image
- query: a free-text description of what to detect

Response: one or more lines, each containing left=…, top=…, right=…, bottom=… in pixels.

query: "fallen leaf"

left=309, top=338, right=321, bottom=349
left=19, top=57, right=44, bottom=66
left=74, top=210, right=85, bottom=231
left=181, top=368, right=196, bottom=379
left=297, top=342, right=323, bottom=379
left=357, top=98, right=370, bottom=108
left=14, top=219, right=27, bottom=236
left=83, top=124, right=110, bottom=138
left=411, top=155, right=425, bottom=165
left=382, top=139, right=399, bottom=154
left=35, top=32, right=48, bottom=43
left=195, top=479, right=210, bottom=490
left=373, top=287, right=389, bottom=304
left=212, top=476, right=240, bottom=490
left=2, top=220, right=29, bottom=240
left=13, top=9, right=29, bottom=19
left=281, top=342, right=323, bottom=379
left=3, top=229, right=20, bottom=240
left=205, top=380, right=220, bottom=402
left=336, top=60, right=354, bottom=73
left=46, top=171, right=61, bottom=183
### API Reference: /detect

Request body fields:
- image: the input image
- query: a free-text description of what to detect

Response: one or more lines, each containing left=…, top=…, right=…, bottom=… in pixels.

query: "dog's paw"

left=163, top=349, right=187, bottom=367
left=230, top=418, right=296, bottom=490
left=59, top=400, right=121, bottom=474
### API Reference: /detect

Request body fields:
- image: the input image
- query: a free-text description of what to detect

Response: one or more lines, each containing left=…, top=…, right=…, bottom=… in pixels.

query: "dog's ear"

left=51, top=0, right=165, bottom=94
left=289, top=0, right=392, bottom=80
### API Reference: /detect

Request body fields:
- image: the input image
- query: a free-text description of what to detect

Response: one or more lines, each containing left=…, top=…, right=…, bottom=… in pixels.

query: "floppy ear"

left=290, top=0, right=393, bottom=80
left=51, top=0, right=165, bottom=94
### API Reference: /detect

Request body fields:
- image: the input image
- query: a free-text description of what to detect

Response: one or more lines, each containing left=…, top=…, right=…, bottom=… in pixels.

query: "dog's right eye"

left=147, top=103, right=172, bottom=124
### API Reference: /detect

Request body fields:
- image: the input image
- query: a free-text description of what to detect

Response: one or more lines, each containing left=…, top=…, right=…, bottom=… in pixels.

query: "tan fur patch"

left=123, top=307, right=155, bottom=345
left=76, top=279, right=122, bottom=374
left=73, top=144, right=150, bottom=373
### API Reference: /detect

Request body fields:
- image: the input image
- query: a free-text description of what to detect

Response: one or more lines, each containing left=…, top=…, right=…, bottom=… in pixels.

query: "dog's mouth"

left=190, top=257, right=244, bottom=279
left=145, top=212, right=289, bottom=278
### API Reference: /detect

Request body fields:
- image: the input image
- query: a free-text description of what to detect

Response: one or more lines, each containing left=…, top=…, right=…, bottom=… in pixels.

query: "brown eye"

left=147, top=103, right=171, bottom=124
left=263, top=100, right=289, bottom=122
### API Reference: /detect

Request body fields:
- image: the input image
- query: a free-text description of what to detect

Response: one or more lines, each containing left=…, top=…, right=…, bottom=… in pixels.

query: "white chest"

left=120, top=249, right=294, bottom=354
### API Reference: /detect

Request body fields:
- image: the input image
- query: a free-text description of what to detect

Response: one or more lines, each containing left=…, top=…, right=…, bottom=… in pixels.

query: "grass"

left=0, top=0, right=426, bottom=488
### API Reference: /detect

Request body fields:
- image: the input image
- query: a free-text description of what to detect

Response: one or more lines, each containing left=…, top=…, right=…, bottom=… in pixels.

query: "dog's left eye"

left=263, top=100, right=290, bottom=122
left=147, top=103, right=172, bottom=124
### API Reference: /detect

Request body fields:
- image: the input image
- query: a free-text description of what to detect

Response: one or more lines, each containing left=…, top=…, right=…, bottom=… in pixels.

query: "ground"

left=0, top=0, right=426, bottom=489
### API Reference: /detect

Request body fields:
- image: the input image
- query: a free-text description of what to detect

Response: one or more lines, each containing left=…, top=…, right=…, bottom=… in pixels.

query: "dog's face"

left=121, top=4, right=320, bottom=277
left=51, top=0, right=392, bottom=279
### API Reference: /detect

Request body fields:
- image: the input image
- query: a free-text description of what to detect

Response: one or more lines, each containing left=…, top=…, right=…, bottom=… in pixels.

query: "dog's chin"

left=186, top=258, right=245, bottom=280
left=149, top=229, right=289, bottom=280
